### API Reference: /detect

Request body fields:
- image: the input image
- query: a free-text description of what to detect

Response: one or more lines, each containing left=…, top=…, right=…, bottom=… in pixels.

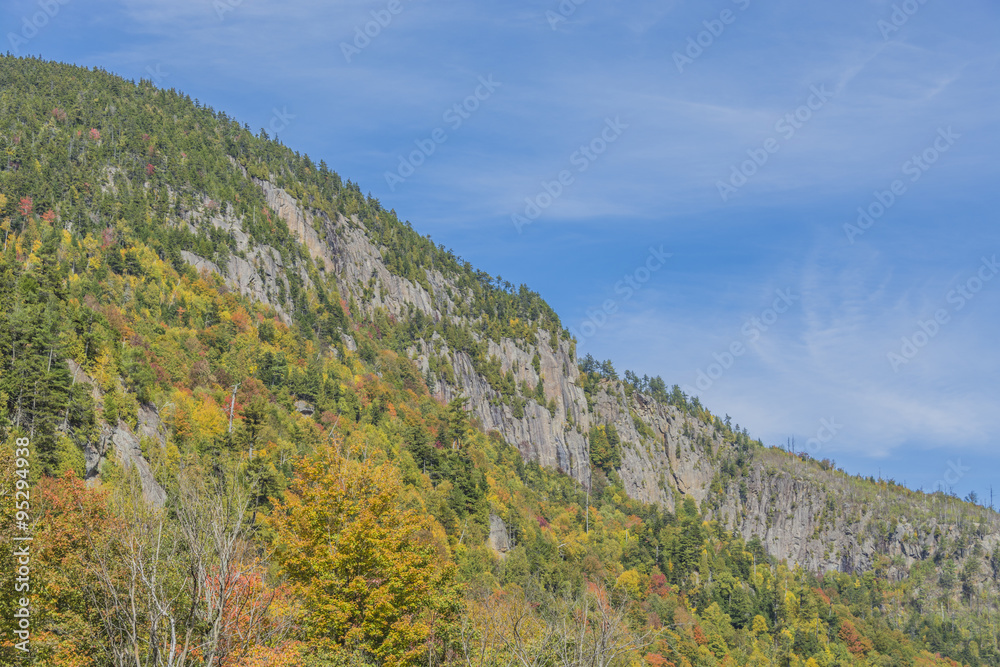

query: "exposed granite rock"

left=180, top=248, right=292, bottom=323
left=488, top=513, right=512, bottom=555
left=256, top=178, right=336, bottom=273
left=68, top=358, right=100, bottom=402
left=68, top=360, right=167, bottom=506
left=180, top=174, right=1000, bottom=586
left=591, top=387, right=718, bottom=511
left=711, top=455, right=1000, bottom=581
left=425, top=337, right=592, bottom=487
left=103, top=419, right=167, bottom=507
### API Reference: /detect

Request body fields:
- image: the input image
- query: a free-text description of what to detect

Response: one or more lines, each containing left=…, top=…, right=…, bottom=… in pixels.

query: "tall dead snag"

left=87, top=466, right=287, bottom=667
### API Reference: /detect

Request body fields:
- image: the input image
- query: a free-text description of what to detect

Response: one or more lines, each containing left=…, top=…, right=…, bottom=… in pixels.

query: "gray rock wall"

left=176, top=173, right=1000, bottom=586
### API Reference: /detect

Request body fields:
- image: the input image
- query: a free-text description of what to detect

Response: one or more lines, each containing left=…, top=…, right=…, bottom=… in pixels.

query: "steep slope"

left=189, top=167, right=1000, bottom=595
left=2, top=56, right=999, bottom=647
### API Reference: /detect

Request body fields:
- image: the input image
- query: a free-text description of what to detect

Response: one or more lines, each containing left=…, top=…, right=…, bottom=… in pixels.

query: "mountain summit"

left=1, top=56, right=998, bottom=666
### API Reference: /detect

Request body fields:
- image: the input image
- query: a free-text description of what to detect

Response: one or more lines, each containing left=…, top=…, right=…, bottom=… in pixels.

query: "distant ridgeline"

left=0, top=55, right=998, bottom=666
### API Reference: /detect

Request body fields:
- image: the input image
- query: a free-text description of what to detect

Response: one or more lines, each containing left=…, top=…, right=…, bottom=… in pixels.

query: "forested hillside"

left=1, top=55, right=999, bottom=666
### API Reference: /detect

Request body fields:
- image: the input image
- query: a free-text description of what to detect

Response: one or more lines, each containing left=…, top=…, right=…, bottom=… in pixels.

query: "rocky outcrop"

left=102, top=417, right=167, bottom=507
left=710, top=452, right=1000, bottom=582
left=411, top=335, right=592, bottom=487
left=182, top=178, right=597, bottom=484
left=71, top=360, right=167, bottom=507
left=488, top=513, right=512, bottom=555
left=181, top=173, right=1000, bottom=586
left=180, top=243, right=293, bottom=324
left=256, top=178, right=335, bottom=274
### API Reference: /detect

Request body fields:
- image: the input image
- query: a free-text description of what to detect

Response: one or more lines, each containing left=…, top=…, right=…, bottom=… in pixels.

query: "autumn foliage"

left=270, top=446, right=458, bottom=666
left=0, top=56, right=997, bottom=667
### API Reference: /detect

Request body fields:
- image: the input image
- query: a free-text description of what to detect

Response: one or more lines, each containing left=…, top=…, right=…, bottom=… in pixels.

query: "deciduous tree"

left=270, top=445, right=458, bottom=666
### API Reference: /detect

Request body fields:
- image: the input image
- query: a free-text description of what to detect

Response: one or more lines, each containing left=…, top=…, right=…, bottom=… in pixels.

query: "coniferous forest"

left=1, top=56, right=999, bottom=667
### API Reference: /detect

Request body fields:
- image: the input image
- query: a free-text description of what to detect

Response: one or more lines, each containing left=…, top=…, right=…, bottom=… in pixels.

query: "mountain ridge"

left=2, top=55, right=999, bottom=666
left=6, top=52, right=998, bottom=583
left=191, top=165, right=1000, bottom=584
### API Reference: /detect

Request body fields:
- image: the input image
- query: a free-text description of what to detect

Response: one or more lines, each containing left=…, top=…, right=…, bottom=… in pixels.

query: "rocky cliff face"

left=592, top=387, right=719, bottom=510
left=174, top=173, right=1000, bottom=588
left=211, top=180, right=741, bottom=499
left=419, top=335, right=591, bottom=485
left=73, top=359, right=168, bottom=506
left=712, top=451, right=1000, bottom=584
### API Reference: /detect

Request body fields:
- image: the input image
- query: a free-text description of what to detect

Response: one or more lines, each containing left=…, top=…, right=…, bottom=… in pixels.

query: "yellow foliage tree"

left=191, top=393, right=227, bottom=443
left=616, top=569, right=644, bottom=599
left=270, top=445, right=458, bottom=666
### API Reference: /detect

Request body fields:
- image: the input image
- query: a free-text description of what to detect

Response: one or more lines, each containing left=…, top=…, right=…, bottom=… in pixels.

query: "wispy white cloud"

left=9, top=0, right=997, bottom=495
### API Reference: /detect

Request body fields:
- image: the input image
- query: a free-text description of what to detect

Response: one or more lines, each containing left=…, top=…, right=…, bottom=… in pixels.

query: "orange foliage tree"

left=837, top=619, right=873, bottom=658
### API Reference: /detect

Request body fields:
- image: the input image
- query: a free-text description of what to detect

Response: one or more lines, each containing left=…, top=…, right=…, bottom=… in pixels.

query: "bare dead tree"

left=458, top=589, right=519, bottom=667
left=87, top=471, right=194, bottom=667
left=86, top=465, right=288, bottom=667
left=459, top=587, right=557, bottom=667
left=175, top=467, right=281, bottom=667
left=458, top=582, right=657, bottom=667
left=550, top=583, right=659, bottom=667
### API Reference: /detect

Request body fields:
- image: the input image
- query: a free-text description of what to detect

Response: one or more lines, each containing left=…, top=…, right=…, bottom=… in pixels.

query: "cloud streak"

left=6, top=0, right=998, bottom=497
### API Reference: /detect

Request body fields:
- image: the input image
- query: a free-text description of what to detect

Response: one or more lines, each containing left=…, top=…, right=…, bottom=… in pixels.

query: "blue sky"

left=5, top=0, right=999, bottom=501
